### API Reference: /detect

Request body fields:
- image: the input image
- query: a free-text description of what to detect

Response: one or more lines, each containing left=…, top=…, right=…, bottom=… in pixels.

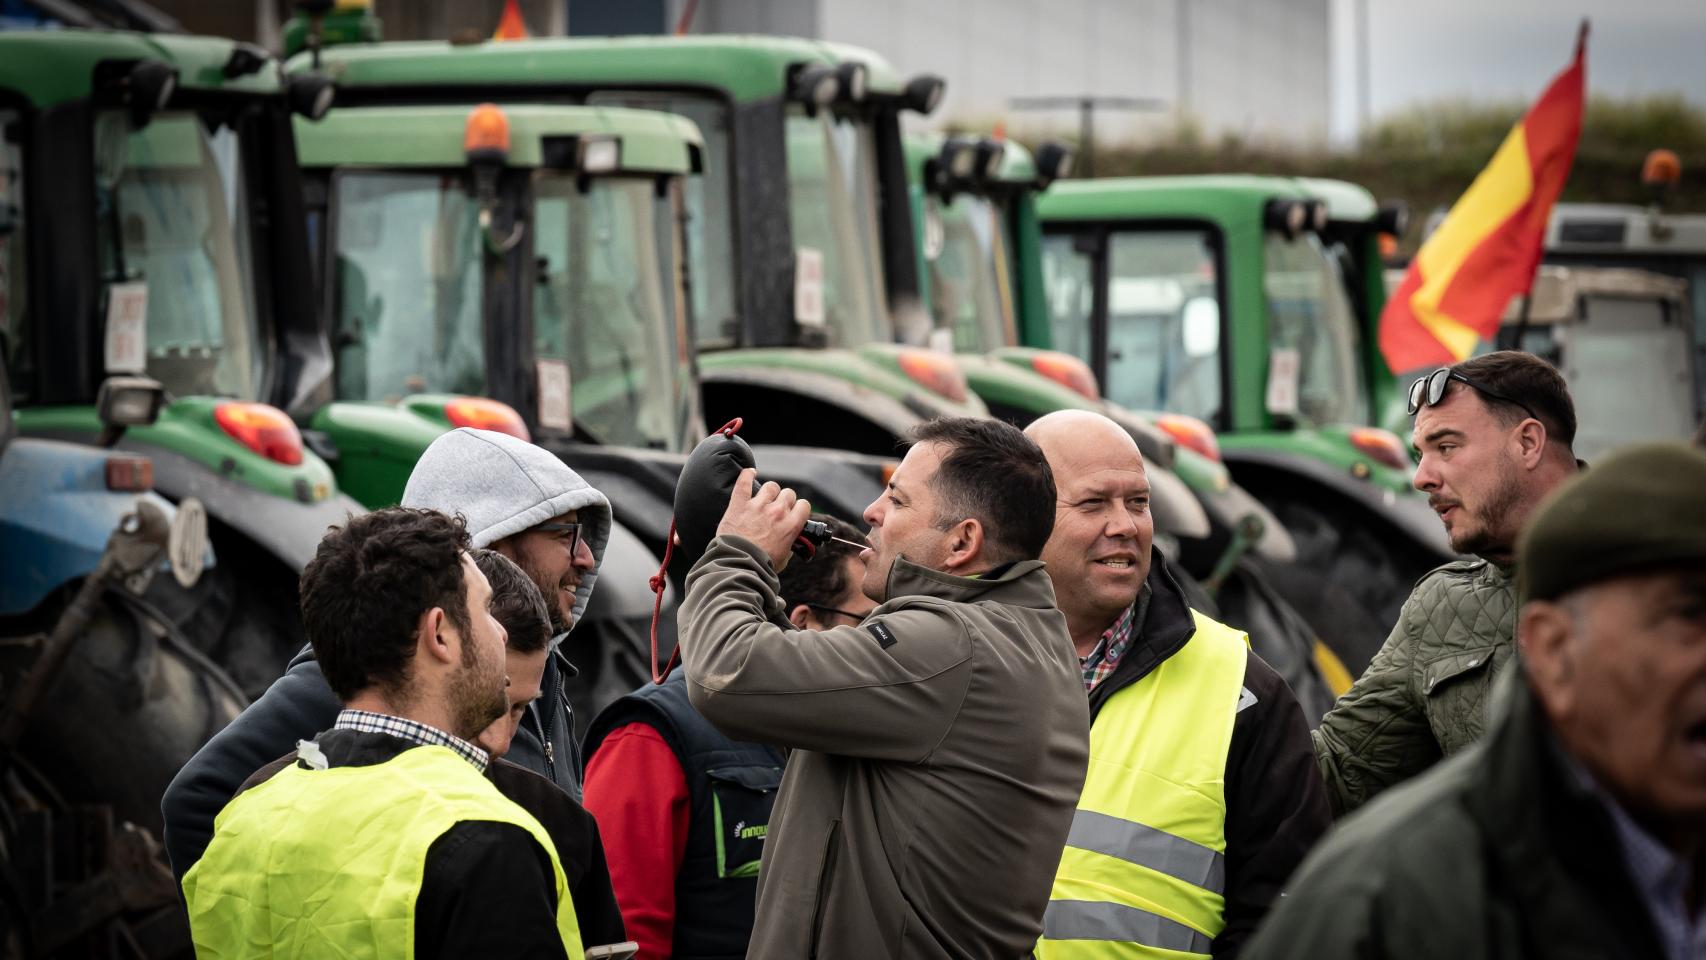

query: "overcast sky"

left=1329, top=0, right=1706, bottom=141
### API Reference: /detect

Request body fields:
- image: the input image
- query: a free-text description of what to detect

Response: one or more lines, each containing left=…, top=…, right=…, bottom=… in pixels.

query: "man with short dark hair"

left=1314, top=350, right=1582, bottom=815
left=183, top=509, right=583, bottom=958
left=679, top=417, right=1090, bottom=959
left=1245, top=443, right=1706, bottom=960
left=583, top=516, right=874, bottom=960
left=163, top=428, right=614, bottom=879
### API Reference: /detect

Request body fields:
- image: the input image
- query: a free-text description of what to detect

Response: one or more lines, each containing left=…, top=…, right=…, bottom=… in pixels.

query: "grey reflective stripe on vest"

left=1042, top=899, right=1213, bottom=955
left=1065, top=808, right=1225, bottom=893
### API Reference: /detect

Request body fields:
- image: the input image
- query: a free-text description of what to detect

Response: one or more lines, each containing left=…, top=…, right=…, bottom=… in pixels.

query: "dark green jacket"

left=1312, top=558, right=1517, bottom=815
left=1244, top=671, right=1666, bottom=960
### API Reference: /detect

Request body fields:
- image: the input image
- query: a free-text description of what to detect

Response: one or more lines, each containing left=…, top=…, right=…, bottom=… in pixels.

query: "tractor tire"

left=142, top=530, right=304, bottom=699
left=1250, top=487, right=1441, bottom=675
left=0, top=584, right=245, bottom=836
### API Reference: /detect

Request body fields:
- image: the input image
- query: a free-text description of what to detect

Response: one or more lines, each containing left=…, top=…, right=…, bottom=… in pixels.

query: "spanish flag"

left=1379, top=22, right=1587, bottom=372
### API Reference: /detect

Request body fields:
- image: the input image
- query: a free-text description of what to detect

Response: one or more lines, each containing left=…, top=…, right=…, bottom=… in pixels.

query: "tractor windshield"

left=328, top=170, right=485, bottom=402
left=585, top=91, right=738, bottom=350
left=94, top=111, right=263, bottom=400
left=533, top=174, right=693, bottom=451
left=925, top=192, right=1015, bottom=352
left=785, top=107, right=887, bottom=348
left=1043, top=228, right=1224, bottom=424
left=1263, top=232, right=1368, bottom=426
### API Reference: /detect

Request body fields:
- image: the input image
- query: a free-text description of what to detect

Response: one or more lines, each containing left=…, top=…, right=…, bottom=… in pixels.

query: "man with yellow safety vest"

left=182, top=508, right=584, bottom=959
left=1026, top=411, right=1331, bottom=959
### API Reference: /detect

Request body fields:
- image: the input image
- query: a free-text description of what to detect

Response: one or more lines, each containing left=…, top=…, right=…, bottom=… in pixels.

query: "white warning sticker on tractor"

left=104, top=281, right=149, bottom=373
left=537, top=358, right=573, bottom=433
left=795, top=247, right=825, bottom=327
left=1266, top=347, right=1302, bottom=417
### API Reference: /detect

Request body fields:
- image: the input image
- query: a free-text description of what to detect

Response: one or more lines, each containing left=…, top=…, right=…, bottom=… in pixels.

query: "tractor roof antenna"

left=296, top=0, right=334, bottom=70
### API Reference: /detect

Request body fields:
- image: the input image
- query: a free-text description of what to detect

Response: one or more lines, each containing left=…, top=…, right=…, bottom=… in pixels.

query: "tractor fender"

left=123, top=441, right=365, bottom=572
left=700, top=365, right=944, bottom=439
left=1221, top=447, right=1453, bottom=560
left=1146, top=464, right=1212, bottom=541
left=1191, top=480, right=1299, bottom=563
left=582, top=518, right=669, bottom=621
left=0, top=438, right=199, bottom=617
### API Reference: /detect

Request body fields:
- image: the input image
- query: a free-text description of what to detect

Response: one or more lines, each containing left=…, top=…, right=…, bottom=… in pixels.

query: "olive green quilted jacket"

left=1311, top=558, right=1517, bottom=816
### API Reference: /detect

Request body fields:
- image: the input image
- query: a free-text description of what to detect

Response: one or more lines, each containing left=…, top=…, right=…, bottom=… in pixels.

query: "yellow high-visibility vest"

left=1037, top=610, right=1249, bottom=959
left=183, top=743, right=584, bottom=960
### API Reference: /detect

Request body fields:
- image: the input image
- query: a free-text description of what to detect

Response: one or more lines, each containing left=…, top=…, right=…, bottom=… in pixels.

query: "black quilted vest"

left=584, top=667, right=784, bottom=960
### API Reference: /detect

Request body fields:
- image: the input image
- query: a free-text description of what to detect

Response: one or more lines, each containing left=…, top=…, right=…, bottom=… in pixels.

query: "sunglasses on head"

left=1406, top=367, right=1541, bottom=423
left=534, top=521, right=582, bottom=555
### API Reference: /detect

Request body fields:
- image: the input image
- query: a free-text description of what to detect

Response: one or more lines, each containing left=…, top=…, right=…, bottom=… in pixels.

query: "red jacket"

left=583, top=724, right=690, bottom=960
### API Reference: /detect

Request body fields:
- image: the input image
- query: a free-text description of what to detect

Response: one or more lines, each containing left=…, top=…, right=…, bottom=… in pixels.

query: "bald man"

left=1025, top=411, right=1330, bottom=960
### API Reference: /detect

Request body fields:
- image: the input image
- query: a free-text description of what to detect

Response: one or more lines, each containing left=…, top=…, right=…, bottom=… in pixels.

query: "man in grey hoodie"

left=161, top=427, right=613, bottom=881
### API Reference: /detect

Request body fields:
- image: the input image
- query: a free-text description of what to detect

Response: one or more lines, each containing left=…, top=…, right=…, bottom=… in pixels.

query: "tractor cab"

left=295, top=34, right=985, bottom=456
left=1038, top=175, right=1452, bottom=670
left=0, top=30, right=361, bottom=695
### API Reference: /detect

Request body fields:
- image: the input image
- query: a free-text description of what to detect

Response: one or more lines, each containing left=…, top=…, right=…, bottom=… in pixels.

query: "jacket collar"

left=882, top=555, right=1056, bottom=609
left=1087, top=549, right=1198, bottom=718
left=1464, top=667, right=1666, bottom=958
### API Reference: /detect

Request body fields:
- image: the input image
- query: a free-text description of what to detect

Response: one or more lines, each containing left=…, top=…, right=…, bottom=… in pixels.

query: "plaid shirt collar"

left=1081, top=587, right=1150, bottom=692
left=333, top=709, right=490, bottom=773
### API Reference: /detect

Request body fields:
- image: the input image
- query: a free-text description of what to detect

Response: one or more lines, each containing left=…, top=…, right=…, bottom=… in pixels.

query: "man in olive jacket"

left=1313, top=352, right=1579, bottom=814
left=679, top=418, right=1090, bottom=959
left=1246, top=443, right=1706, bottom=960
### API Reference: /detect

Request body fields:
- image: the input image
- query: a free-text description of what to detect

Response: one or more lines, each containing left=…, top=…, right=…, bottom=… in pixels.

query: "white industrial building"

left=665, top=0, right=1333, bottom=146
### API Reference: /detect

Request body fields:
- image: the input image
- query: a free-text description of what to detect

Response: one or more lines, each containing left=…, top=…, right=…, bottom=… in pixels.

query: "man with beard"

left=1313, top=351, right=1581, bottom=815
left=182, top=508, right=584, bottom=958
left=679, top=417, right=1089, bottom=959
left=1246, top=443, right=1706, bottom=960
left=162, top=427, right=612, bottom=876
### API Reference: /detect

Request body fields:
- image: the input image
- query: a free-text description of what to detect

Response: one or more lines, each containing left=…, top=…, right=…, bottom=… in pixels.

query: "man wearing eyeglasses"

left=582, top=516, right=873, bottom=960
left=1313, top=350, right=1581, bottom=816
left=163, top=427, right=614, bottom=879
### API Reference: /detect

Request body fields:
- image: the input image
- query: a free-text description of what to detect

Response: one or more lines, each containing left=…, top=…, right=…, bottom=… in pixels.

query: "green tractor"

left=291, top=34, right=992, bottom=456
left=293, top=101, right=705, bottom=506
left=296, top=99, right=744, bottom=718
left=291, top=98, right=900, bottom=715
left=1036, top=176, right=1453, bottom=670
left=906, top=135, right=1347, bottom=707
left=0, top=30, right=365, bottom=695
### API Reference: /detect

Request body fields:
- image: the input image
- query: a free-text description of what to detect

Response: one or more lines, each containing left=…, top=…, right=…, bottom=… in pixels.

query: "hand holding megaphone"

left=717, top=467, right=814, bottom=571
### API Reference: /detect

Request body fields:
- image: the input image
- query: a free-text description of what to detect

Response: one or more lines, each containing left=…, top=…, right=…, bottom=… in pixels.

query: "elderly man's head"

left=1517, top=444, right=1706, bottom=846
left=859, top=417, right=1056, bottom=601
left=1026, top=411, right=1153, bottom=653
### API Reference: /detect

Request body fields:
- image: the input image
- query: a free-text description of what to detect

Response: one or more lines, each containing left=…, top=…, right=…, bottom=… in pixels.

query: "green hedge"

left=1062, top=95, right=1706, bottom=254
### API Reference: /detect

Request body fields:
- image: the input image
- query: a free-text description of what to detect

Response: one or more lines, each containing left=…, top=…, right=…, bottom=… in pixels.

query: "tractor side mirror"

left=96, top=375, right=167, bottom=446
